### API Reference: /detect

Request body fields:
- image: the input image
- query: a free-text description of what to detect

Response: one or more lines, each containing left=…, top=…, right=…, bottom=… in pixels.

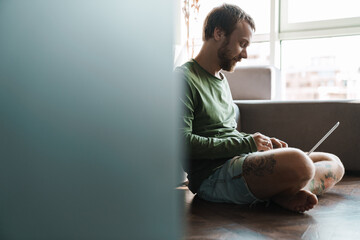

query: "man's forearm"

left=185, top=132, right=257, bottom=160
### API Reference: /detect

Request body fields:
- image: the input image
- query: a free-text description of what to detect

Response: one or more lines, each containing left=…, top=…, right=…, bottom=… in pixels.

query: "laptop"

left=307, top=122, right=340, bottom=155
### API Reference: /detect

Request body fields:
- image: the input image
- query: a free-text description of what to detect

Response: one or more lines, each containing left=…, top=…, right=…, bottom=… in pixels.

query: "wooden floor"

left=181, top=175, right=360, bottom=240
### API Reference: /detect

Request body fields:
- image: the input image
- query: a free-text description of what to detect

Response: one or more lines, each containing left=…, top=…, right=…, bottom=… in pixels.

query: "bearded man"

left=175, top=4, right=344, bottom=212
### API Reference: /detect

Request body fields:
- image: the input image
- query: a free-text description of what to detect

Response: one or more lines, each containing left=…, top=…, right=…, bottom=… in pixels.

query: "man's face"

left=217, top=21, right=253, bottom=72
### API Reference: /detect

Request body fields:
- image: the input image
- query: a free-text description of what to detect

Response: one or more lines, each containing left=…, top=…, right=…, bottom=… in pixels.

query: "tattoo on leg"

left=321, top=179, right=325, bottom=191
left=324, top=171, right=338, bottom=189
left=310, top=170, right=338, bottom=195
left=325, top=171, right=337, bottom=181
left=325, top=163, right=332, bottom=169
left=242, top=154, right=276, bottom=177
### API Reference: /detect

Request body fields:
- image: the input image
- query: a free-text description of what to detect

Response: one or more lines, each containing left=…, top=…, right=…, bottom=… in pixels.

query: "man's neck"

left=194, top=43, right=222, bottom=79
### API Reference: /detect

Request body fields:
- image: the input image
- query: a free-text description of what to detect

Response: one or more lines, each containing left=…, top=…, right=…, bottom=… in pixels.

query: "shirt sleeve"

left=177, top=69, right=258, bottom=160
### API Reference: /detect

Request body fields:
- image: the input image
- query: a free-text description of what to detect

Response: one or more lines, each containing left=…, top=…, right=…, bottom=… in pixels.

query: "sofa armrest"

left=235, top=100, right=360, bottom=171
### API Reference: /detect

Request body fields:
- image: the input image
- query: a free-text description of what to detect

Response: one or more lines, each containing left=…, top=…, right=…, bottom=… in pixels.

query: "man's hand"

left=252, top=132, right=288, bottom=151
left=270, top=137, right=288, bottom=149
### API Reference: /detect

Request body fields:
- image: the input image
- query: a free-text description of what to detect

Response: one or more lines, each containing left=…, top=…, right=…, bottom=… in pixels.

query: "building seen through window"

left=282, top=36, right=360, bottom=100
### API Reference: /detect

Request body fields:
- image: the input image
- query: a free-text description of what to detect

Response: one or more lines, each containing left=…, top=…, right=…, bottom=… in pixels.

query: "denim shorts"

left=197, top=154, right=263, bottom=205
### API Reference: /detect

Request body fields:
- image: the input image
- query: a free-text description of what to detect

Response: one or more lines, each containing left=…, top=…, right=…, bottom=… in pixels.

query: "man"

left=176, top=4, right=345, bottom=212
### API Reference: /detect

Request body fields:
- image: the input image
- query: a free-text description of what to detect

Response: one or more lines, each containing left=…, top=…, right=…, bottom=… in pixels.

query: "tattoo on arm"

left=242, top=154, right=276, bottom=177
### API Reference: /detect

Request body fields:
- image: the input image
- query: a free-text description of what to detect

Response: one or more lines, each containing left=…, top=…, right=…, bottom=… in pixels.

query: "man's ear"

left=213, top=27, right=225, bottom=41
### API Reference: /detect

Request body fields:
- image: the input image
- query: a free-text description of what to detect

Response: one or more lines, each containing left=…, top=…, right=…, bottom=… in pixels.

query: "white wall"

left=0, top=1, right=180, bottom=239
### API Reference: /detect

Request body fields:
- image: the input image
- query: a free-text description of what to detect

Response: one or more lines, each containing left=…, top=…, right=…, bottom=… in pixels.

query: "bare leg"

left=242, top=148, right=318, bottom=212
left=304, top=152, right=345, bottom=195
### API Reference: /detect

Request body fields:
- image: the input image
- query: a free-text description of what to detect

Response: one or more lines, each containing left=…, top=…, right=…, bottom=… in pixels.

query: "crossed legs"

left=242, top=148, right=344, bottom=212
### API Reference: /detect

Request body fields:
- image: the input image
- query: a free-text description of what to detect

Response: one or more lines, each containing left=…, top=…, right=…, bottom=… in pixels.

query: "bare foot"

left=272, top=189, right=318, bottom=212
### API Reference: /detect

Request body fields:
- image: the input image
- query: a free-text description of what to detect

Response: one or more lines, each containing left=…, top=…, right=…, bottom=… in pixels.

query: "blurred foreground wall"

left=0, top=1, right=180, bottom=239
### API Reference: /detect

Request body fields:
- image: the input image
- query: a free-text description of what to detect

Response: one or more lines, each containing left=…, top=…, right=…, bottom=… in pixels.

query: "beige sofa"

left=234, top=100, right=360, bottom=172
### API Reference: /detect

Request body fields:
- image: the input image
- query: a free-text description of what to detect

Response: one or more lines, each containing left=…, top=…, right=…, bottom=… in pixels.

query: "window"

left=281, top=0, right=360, bottom=32
left=176, top=0, right=360, bottom=100
left=280, top=0, right=360, bottom=100
left=287, top=0, right=360, bottom=23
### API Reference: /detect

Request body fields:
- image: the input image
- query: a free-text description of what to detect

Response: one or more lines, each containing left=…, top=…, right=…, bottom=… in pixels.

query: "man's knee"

left=315, top=152, right=345, bottom=181
left=284, top=148, right=315, bottom=184
left=242, top=148, right=315, bottom=199
left=329, top=153, right=345, bottom=179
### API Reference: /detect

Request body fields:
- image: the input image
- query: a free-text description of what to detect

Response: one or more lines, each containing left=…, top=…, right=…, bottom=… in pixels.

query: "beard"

left=217, top=39, right=239, bottom=72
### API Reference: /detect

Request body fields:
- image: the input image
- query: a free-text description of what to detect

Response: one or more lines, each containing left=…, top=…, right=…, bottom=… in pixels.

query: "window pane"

left=239, top=42, right=270, bottom=66
left=288, top=0, right=360, bottom=23
left=282, top=36, right=360, bottom=100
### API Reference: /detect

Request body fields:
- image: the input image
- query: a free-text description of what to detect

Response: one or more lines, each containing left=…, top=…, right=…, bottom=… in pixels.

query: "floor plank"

left=182, top=175, right=360, bottom=240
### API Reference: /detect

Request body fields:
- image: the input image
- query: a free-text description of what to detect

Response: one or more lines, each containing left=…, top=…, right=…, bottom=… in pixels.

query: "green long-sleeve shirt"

left=176, top=59, right=257, bottom=193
